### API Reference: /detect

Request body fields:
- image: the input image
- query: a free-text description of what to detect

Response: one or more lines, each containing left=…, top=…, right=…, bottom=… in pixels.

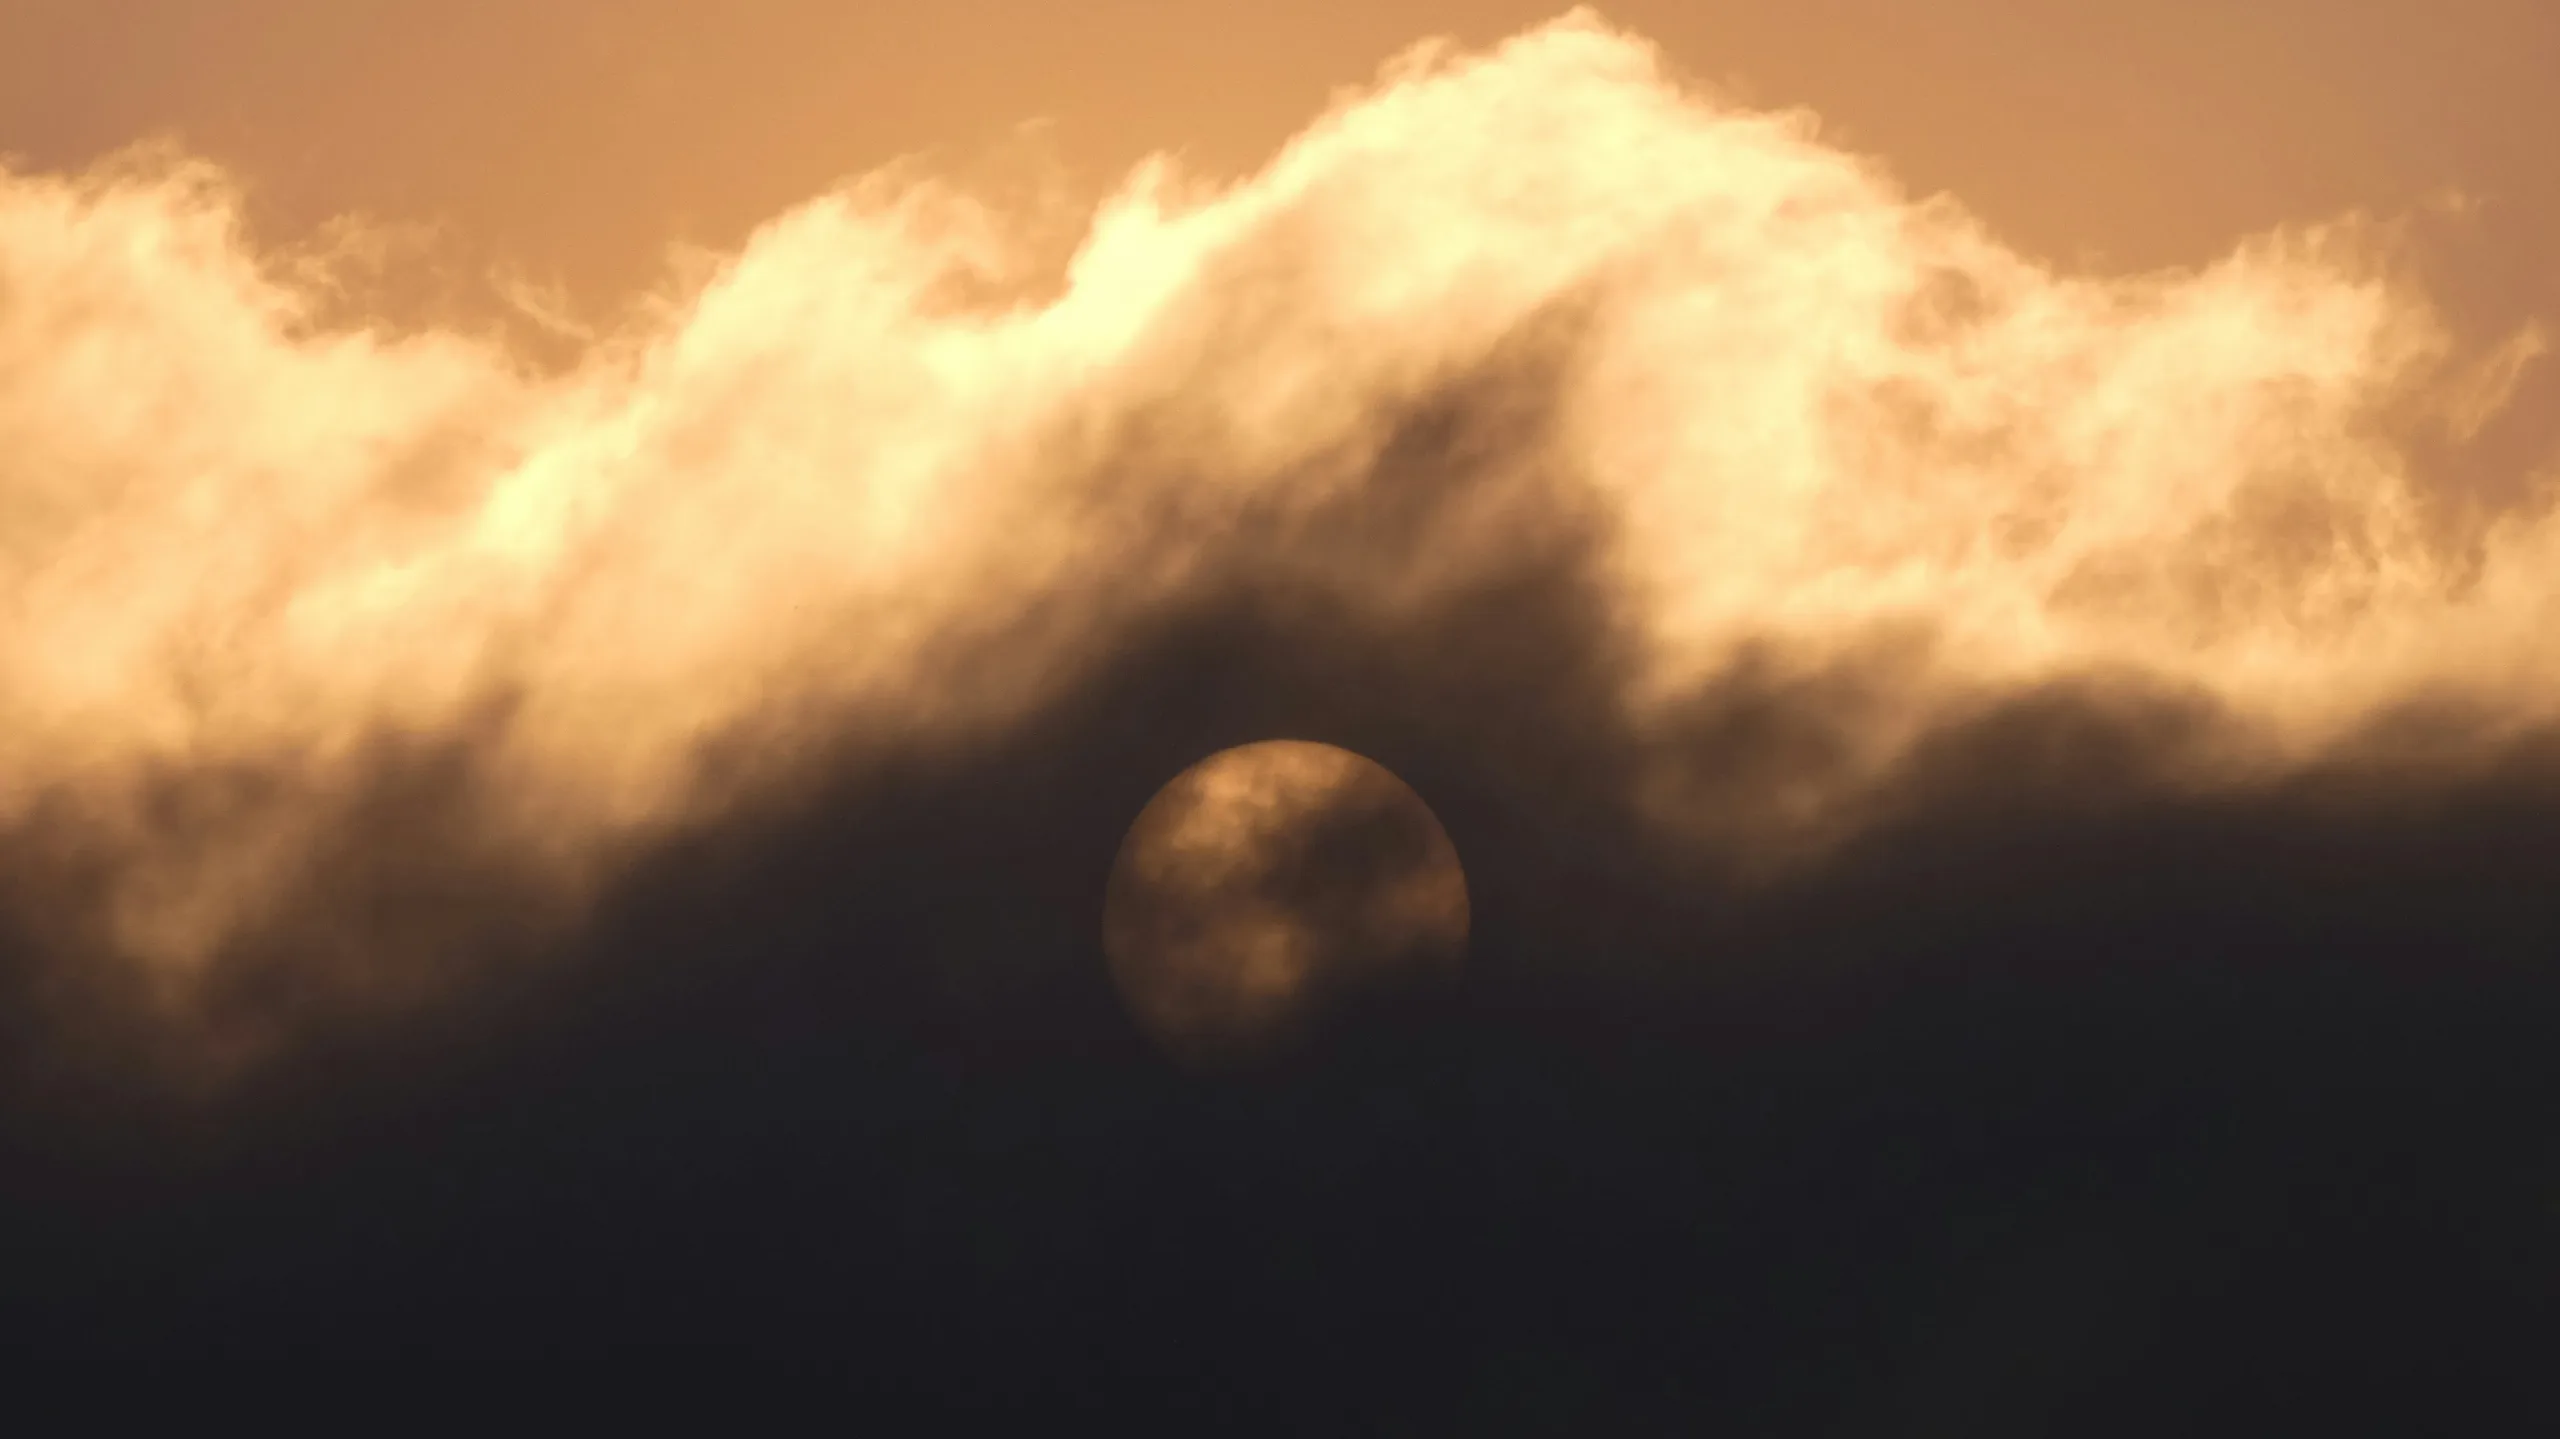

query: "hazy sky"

left=3, top=8, right=2556, bottom=1418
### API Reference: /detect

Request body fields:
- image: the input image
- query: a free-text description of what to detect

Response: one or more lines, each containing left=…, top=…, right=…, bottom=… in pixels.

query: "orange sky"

left=1, top=3, right=2548, bottom=279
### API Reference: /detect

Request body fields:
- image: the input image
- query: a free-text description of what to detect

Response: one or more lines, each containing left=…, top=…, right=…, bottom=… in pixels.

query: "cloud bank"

left=0, top=12, right=2550, bottom=1065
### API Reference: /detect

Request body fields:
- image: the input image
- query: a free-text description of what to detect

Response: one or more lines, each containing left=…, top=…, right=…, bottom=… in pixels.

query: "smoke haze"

left=4, top=13, right=2559, bottom=1424
left=0, top=14, right=2551, bottom=1073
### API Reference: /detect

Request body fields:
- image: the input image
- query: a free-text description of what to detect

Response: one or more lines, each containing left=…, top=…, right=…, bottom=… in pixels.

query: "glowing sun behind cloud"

left=1103, top=741, right=1469, bottom=1068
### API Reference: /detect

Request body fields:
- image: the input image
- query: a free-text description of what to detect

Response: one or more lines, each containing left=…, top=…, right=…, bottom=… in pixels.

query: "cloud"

left=0, top=12, right=2550, bottom=1072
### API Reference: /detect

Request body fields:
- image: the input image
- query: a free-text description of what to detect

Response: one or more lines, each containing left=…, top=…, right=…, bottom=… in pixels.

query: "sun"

left=1102, top=740, right=1469, bottom=1068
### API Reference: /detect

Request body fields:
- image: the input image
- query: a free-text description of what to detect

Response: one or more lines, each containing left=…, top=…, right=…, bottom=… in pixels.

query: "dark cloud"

left=4, top=321, right=2556, bottom=1427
